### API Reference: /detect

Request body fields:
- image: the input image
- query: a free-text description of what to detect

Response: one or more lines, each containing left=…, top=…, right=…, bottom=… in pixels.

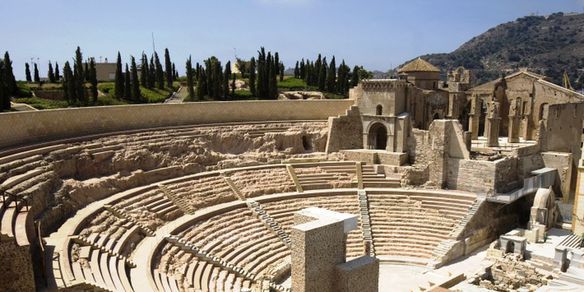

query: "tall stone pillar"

left=468, top=95, right=481, bottom=140
left=485, top=101, right=500, bottom=147
left=291, top=208, right=357, bottom=292
left=573, top=145, right=584, bottom=235
left=508, top=98, right=521, bottom=143
left=521, top=100, right=532, bottom=140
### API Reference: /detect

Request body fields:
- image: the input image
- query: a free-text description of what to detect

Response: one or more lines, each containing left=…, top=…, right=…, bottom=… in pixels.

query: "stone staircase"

left=246, top=200, right=291, bottom=247
left=165, top=235, right=258, bottom=281
left=448, top=197, right=484, bottom=239
left=158, top=185, right=190, bottom=214
left=360, top=165, right=401, bottom=188
left=357, top=190, right=376, bottom=256
left=432, top=197, right=485, bottom=263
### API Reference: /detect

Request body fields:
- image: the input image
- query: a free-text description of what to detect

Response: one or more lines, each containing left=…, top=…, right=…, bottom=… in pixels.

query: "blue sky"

left=1, top=0, right=583, bottom=79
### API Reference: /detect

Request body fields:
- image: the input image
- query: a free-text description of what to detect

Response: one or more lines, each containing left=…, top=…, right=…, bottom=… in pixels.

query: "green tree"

left=279, top=62, right=284, bottom=82
left=185, top=56, right=195, bottom=100
left=149, top=56, right=156, bottom=88
left=130, top=56, right=141, bottom=101
left=48, top=61, right=55, bottom=83
left=318, top=57, right=327, bottom=91
left=257, top=48, right=266, bottom=99
left=351, top=65, right=361, bottom=87
left=33, top=63, right=40, bottom=83
left=25, top=63, right=32, bottom=82
left=231, top=73, right=236, bottom=96
left=154, top=52, right=164, bottom=90
left=337, top=60, right=350, bottom=96
left=63, top=61, right=76, bottom=103
left=89, top=58, right=98, bottom=103
left=294, top=61, right=300, bottom=79
left=326, top=56, right=336, bottom=92
left=223, top=61, right=231, bottom=99
left=140, top=53, right=149, bottom=88
left=196, top=65, right=207, bottom=99
left=73, top=47, right=86, bottom=104
left=55, top=62, right=60, bottom=81
left=0, top=60, right=9, bottom=111
left=274, top=52, right=280, bottom=80
left=164, top=48, right=173, bottom=88
left=114, top=52, right=124, bottom=99
left=249, top=57, right=256, bottom=97
left=124, top=64, right=131, bottom=100
left=3, top=52, right=16, bottom=95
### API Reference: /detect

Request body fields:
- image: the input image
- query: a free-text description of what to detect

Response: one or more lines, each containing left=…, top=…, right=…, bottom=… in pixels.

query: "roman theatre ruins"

left=1, top=59, right=584, bottom=291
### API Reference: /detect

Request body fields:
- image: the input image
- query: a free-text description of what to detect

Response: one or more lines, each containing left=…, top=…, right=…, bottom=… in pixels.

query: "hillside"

left=402, top=12, right=584, bottom=88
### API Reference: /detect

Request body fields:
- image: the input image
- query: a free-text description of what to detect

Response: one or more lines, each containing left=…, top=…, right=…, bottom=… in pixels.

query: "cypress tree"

left=114, top=52, right=124, bottom=99
left=231, top=73, right=236, bottom=96
left=63, top=61, right=76, bottom=103
left=249, top=57, right=256, bottom=97
left=337, top=60, right=349, bottom=96
left=185, top=56, right=195, bottom=100
left=154, top=52, right=164, bottom=90
left=164, top=48, right=173, bottom=88
left=351, top=65, right=361, bottom=87
left=172, top=63, right=177, bottom=81
left=223, top=61, right=231, bottom=99
left=89, top=58, right=98, bottom=103
left=3, top=52, right=17, bottom=95
left=84, top=62, right=90, bottom=82
left=75, top=47, right=84, bottom=82
left=149, top=56, right=156, bottom=88
left=294, top=61, right=299, bottom=79
left=266, top=52, right=273, bottom=99
left=318, top=57, right=327, bottom=91
left=25, top=63, right=32, bottom=82
left=257, top=48, right=266, bottom=99
left=0, top=60, right=8, bottom=111
left=274, top=52, right=279, bottom=80
left=33, top=63, right=40, bottom=83
left=326, top=56, right=336, bottom=92
left=124, top=64, right=131, bottom=100
left=196, top=67, right=207, bottom=99
left=48, top=61, right=55, bottom=83
left=280, top=62, right=284, bottom=82
left=300, top=59, right=305, bottom=80
left=130, top=56, right=141, bottom=102
left=140, top=53, right=149, bottom=88
left=55, top=62, right=60, bottom=81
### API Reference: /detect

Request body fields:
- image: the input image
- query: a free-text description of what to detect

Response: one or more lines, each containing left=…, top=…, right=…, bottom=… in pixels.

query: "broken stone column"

left=485, top=101, right=501, bottom=147
left=508, top=98, right=520, bottom=143
left=468, top=95, right=481, bottom=140
left=291, top=207, right=378, bottom=292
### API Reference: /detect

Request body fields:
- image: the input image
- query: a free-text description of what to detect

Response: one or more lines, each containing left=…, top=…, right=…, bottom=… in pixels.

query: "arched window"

left=376, top=105, right=383, bottom=115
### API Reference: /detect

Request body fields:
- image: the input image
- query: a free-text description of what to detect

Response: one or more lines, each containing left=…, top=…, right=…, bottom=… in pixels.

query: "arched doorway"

left=368, top=123, right=387, bottom=150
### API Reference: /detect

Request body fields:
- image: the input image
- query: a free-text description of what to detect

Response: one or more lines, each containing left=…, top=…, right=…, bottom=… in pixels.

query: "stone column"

left=291, top=208, right=357, bottom=292
left=485, top=101, right=500, bottom=147
left=468, top=95, right=481, bottom=140
left=573, top=146, right=584, bottom=235
left=508, top=99, right=521, bottom=143
left=521, top=100, right=532, bottom=140
left=386, top=119, right=395, bottom=152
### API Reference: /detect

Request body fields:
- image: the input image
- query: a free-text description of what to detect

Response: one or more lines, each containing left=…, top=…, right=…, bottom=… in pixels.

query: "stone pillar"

left=521, top=100, right=532, bottom=140
left=468, top=95, right=481, bottom=140
left=508, top=99, right=521, bottom=143
left=485, top=101, right=500, bottom=147
left=291, top=208, right=358, bottom=292
left=386, top=119, right=395, bottom=152
left=395, top=113, right=409, bottom=153
left=573, top=145, right=584, bottom=235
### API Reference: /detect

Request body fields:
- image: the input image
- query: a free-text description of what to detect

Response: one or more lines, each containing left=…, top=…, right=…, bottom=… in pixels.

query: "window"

left=376, top=105, right=383, bottom=115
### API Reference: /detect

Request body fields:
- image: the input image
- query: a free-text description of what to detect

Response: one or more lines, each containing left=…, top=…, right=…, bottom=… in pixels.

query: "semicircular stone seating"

left=0, top=121, right=477, bottom=292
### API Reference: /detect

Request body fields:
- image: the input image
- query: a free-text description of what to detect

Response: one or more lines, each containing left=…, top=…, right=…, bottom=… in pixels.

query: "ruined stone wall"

left=0, top=100, right=353, bottom=149
left=325, top=106, right=363, bottom=153
left=539, top=102, right=584, bottom=198
left=447, top=157, right=517, bottom=195
left=0, top=237, right=35, bottom=292
left=407, top=128, right=430, bottom=165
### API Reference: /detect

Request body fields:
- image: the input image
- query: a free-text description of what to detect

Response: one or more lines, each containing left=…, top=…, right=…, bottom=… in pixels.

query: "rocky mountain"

left=402, top=12, right=584, bottom=89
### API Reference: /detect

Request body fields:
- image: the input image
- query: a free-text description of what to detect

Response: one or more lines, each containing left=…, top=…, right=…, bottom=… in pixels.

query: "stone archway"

left=368, top=123, right=387, bottom=150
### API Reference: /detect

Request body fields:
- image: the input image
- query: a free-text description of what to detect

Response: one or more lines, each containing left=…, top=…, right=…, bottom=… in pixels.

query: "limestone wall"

left=0, top=100, right=354, bottom=149
left=0, top=237, right=36, bottom=292
left=325, top=106, right=363, bottom=153
left=447, top=157, right=517, bottom=195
